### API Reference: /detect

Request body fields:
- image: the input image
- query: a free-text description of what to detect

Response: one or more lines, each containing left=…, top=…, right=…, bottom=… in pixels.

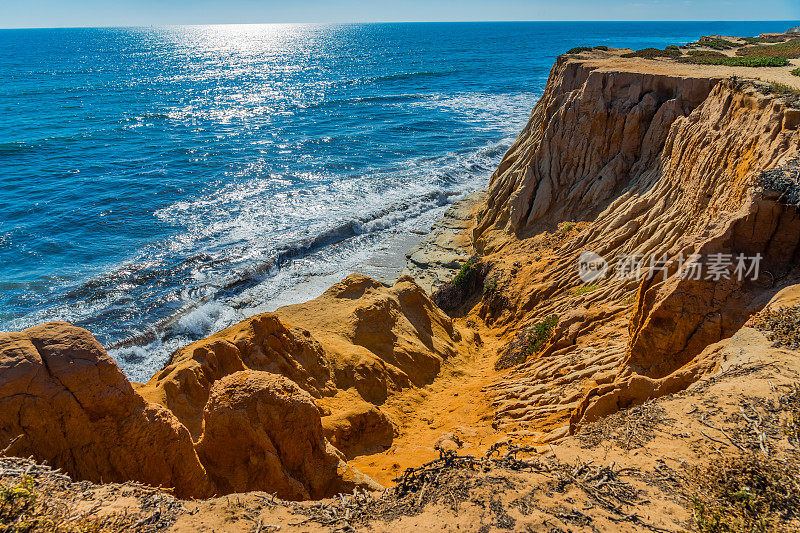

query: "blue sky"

left=2, top=0, right=799, bottom=29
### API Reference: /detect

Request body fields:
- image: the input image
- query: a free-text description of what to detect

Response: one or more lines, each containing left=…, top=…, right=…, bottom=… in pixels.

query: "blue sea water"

left=1, top=21, right=797, bottom=381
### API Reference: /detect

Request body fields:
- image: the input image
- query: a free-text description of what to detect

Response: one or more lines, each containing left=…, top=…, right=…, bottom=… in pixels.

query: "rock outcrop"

left=0, top=323, right=213, bottom=498
left=276, top=274, right=465, bottom=403
left=139, top=313, right=335, bottom=438
left=141, top=274, right=465, bottom=443
left=322, top=404, right=395, bottom=460
left=195, top=371, right=378, bottom=499
left=467, top=50, right=800, bottom=437
left=0, top=274, right=465, bottom=498
left=0, top=323, right=383, bottom=500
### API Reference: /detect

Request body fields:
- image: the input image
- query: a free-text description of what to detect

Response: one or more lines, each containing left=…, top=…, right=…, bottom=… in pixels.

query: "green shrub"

left=573, top=284, right=598, bottom=296
left=522, top=315, right=559, bottom=356
left=792, top=68, right=800, bottom=77
left=566, top=46, right=593, bottom=54
left=622, top=47, right=681, bottom=59
left=693, top=37, right=740, bottom=50
left=452, top=259, right=476, bottom=288
left=495, top=314, right=560, bottom=370
left=737, top=37, right=800, bottom=58
left=594, top=45, right=610, bottom=51
left=557, top=221, right=575, bottom=234
left=679, top=55, right=790, bottom=67
left=767, top=82, right=800, bottom=97
left=743, top=35, right=788, bottom=44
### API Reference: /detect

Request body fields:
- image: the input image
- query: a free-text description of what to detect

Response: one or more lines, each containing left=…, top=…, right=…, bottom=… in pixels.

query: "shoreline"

left=402, top=189, right=486, bottom=294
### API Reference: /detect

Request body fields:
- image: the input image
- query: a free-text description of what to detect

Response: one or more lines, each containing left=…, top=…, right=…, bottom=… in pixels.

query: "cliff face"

left=470, top=53, right=800, bottom=436
left=474, top=58, right=719, bottom=242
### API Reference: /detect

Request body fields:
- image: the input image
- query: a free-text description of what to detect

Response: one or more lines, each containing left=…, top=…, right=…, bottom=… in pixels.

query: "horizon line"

left=2, top=19, right=799, bottom=31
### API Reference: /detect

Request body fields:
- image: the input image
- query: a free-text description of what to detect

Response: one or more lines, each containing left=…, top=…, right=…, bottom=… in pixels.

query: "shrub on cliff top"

left=792, top=68, right=800, bottom=77
left=767, top=82, right=800, bottom=98
left=679, top=55, right=790, bottom=67
left=737, top=37, right=800, bottom=59
left=565, top=45, right=611, bottom=55
left=688, top=37, right=741, bottom=50
left=566, top=46, right=593, bottom=54
left=743, top=35, right=788, bottom=44
left=622, top=47, right=682, bottom=59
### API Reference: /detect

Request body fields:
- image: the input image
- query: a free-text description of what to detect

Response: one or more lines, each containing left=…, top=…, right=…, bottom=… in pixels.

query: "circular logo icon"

left=577, top=251, right=608, bottom=283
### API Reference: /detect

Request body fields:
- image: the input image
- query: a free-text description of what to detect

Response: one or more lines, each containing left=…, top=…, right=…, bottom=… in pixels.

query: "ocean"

left=1, top=21, right=796, bottom=382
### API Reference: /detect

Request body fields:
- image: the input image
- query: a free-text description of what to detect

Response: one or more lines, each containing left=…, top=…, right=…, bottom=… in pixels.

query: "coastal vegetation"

left=792, top=68, right=800, bottom=77
left=452, top=258, right=476, bottom=288
left=767, top=82, right=800, bottom=98
left=688, top=454, right=800, bottom=533
left=687, top=50, right=726, bottom=57
left=521, top=315, right=559, bottom=357
left=687, top=37, right=740, bottom=50
left=557, top=221, right=575, bottom=233
left=680, top=55, right=790, bottom=67
left=0, top=474, right=134, bottom=532
left=737, top=38, right=800, bottom=58
left=743, top=35, right=789, bottom=44
left=566, top=45, right=610, bottom=54
left=622, top=46, right=681, bottom=59
left=573, top=284, right=598, bottom=296
left=566, top=46, right=593, bottom=54
left=494, top=314, right=559, bottom=370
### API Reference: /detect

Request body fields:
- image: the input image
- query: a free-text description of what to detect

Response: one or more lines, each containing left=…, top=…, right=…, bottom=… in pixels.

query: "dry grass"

left=749, top=305, right=800, bottom=350
left=577, top=399, right=672, bottom=450
left=686, top=454, right=800, bottom=532
left=0, top=475, right=135, bottom=533
left=0, top=457, right=182, bottom=533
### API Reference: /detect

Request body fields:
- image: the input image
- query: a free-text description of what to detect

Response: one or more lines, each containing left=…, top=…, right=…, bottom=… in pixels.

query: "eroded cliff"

left=468, top=50, right=800, bottom=438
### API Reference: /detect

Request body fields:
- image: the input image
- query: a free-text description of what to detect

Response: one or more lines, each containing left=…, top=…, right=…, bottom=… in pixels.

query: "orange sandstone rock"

left=0, top=322, right=213, bottom=498
left=322, top=404, right=395, bottom=459
left=277, top=274, right=464, bottom=403
left=139, top=313, right=335, bottom=438
left=195, top=371, right=380, bottom=499
left=469, top=52, right=800, bottom=436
